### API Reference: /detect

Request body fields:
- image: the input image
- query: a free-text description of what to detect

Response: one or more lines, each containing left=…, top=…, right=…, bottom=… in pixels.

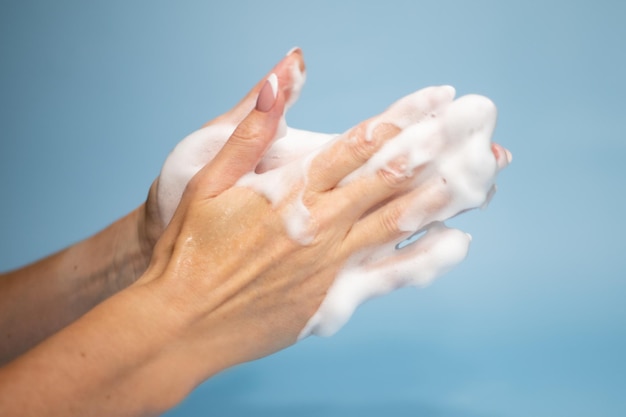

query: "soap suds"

left=157, top=123, right=237, bottom=224
left=237, top=150, right=320, bottom=244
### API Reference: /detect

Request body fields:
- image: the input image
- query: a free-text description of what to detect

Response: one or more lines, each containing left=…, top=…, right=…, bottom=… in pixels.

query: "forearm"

left=0, top=205, right=152, bottom=364
left=0, top=279, right=216, bottom=417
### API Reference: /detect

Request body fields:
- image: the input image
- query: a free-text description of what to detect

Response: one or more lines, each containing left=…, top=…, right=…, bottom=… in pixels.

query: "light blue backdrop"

left=1, top=1, right=624, bottom=416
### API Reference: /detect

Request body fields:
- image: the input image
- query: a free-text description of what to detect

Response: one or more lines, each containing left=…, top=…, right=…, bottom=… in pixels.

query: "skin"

left=0, top=50, right=510, bottom=416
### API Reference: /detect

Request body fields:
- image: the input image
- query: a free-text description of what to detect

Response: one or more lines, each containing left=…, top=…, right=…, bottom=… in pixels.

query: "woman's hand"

left=139, top=79, right=511, bottom=373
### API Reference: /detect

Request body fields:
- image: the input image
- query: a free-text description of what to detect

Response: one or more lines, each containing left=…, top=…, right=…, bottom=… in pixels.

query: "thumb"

left=208, top=48, right=305, bottom=127
left=193, top=73, right=285, bottom=198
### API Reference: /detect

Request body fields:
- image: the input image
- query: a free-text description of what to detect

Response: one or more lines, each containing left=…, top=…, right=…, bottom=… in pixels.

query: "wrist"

left=97, top=205, right=153, bottom=293
left=137, top=237, right=254, bottom=377
left=129, top=278, right=238, bottom=404
left=132, top=202, right=157, bottom=271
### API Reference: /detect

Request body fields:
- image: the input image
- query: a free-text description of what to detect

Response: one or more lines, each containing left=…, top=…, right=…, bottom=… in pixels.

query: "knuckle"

left=346, top=121, right=402, bottom=166
left=372, top=122, right=402, bottom=141
left=229, top=118, right=269, bottom=150
left=346, top=124, right=378, bottom=162
left=377, top=167, right=409, bottom=188
left=229, top=129, right=263, bottom=151
left=379, top=204, right=403, bottom=236
left=376, top=155, right=413, bottom=188
left=184, top=174, right=202, bottom=195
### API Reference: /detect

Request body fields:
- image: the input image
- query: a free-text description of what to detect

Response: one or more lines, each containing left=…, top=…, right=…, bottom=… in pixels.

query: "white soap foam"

left=257, top=127, right=335, bottom=172
left=157, top=123, right=237, bottom=224
left=364, top=85, right=456, bottom=141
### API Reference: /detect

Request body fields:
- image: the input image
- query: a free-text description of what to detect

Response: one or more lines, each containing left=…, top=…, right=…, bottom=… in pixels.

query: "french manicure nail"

left=256, top=73, right=278, bottom=112
left=286, top=46, right=302, bottom=56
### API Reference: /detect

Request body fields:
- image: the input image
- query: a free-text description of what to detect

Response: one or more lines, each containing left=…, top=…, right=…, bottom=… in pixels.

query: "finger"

left=358, top=222, right=471, bottom=289
left=341, top=178, right=451, bottom=255
left=191, top=74, right=286, bottom=198
left=301, top=222, right=471, bottom=338
left=479, top=144, right=512, bottom=209
left=324, top=120, right=441, bottom=224
left=491, top=142, right=513, bottom=171
left=306, top=85, right=456, bottom=193
left=207, top=48, right=306, bottom=127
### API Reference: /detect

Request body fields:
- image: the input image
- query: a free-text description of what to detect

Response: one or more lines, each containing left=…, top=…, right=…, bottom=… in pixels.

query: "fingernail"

left=505, top=148, right=513, bottom=163
left=286, top=46, right=302, bottom=56
left=286, top=47, right=305, bottom=73
left=256, top=73, right=278, bottom=112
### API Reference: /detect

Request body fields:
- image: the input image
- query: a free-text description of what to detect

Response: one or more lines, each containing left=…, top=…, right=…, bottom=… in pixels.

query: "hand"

left=138, top=77, right=511, bottom=371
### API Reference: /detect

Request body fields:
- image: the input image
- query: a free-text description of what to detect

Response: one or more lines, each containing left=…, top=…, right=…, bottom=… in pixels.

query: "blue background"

left=1, top=1, right=625, bottom=416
